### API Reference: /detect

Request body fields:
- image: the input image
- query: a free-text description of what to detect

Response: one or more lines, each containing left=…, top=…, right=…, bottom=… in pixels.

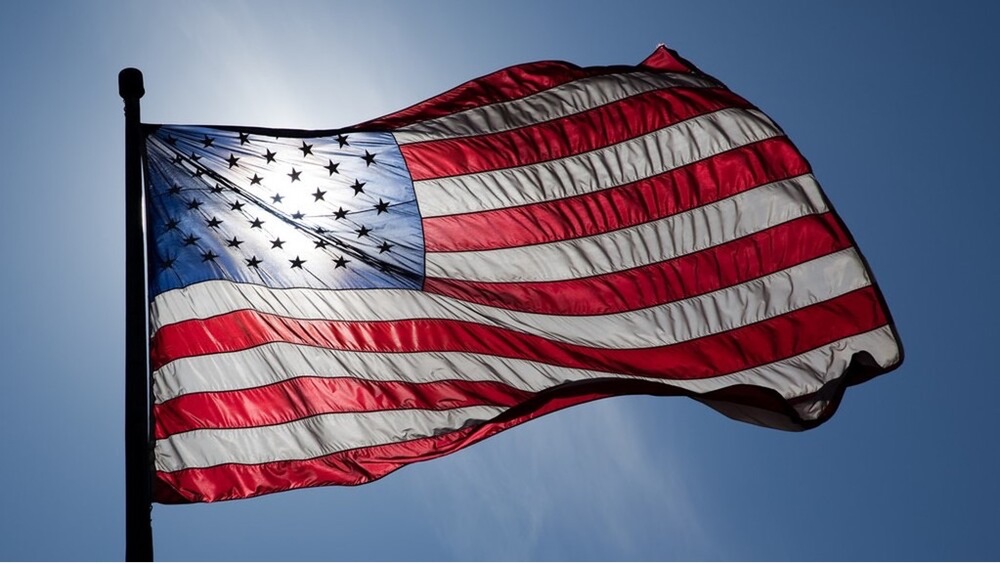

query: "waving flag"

left=145, top=46, right=902, bottom=503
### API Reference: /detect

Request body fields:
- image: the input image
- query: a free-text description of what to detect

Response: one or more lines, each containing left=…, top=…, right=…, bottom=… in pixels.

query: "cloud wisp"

left=410, top=397, right=714, bottom=560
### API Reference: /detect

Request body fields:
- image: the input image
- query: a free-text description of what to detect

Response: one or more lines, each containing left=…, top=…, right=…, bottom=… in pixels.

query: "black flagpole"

left=119, top=67, right=154, bottom=562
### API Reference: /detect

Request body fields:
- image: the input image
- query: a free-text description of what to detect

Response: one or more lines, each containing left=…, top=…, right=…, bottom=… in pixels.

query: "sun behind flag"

left=144, top=46, right=902, bottom=504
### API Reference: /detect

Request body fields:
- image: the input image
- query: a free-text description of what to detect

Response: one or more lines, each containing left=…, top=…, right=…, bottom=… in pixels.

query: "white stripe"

left=153, top=342, right=563, bottom=403
left=151, top=249, right=867, bottom=354
left=735, top=325, right=900, bottom=401
left=155, top=325, right=898, bottom=406
left=425, top=174, right=827, bottom=282
left=155, top=404, right=506, bottom=472
left=154, top=327, right=899, bottom=473
left=413, top=107, right=782, bottom=218
left=393, top=71, right=722, bottom=144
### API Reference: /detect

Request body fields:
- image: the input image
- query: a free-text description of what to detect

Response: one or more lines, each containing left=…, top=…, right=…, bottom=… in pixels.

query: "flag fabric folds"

left=144, top=46, right=902, bottom=503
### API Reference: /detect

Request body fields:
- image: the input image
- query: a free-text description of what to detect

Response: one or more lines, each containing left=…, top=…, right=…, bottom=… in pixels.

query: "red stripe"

left=154, top=377, right=533, bottom=439
left=361, top=61, right=598, bottom=130
left=401, top=87, right=749, bottom=181
left=424, top=213, right=851, bottom=316
left=151, top=287, right=885, bottom=380
left=641, top=46, right=695, bottom=73
left=421, top=137, right=808, bottom=252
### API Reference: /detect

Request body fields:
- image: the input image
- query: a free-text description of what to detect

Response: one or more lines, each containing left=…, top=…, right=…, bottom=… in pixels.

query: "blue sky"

left=1, top=1, right=998, bottom=560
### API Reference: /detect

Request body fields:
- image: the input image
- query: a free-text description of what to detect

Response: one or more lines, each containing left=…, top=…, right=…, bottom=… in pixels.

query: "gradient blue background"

left=2, top=1, right=998, bottom=560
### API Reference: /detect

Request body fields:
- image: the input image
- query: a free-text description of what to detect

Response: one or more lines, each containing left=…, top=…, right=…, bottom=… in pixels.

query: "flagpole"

left=119, top=67, right=154, bottom=562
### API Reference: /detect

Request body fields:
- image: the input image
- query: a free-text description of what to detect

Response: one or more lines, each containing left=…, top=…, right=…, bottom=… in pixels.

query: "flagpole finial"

left=119, top=68, right=144, bottom=100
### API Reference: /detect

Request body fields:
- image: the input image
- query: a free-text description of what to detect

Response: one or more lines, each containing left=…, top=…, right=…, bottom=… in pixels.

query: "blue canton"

left=144, top=125, right=425, bottom=297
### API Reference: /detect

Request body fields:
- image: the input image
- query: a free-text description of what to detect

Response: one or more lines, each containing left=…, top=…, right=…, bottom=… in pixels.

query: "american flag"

left=145, top=46, right=902, bottom=503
